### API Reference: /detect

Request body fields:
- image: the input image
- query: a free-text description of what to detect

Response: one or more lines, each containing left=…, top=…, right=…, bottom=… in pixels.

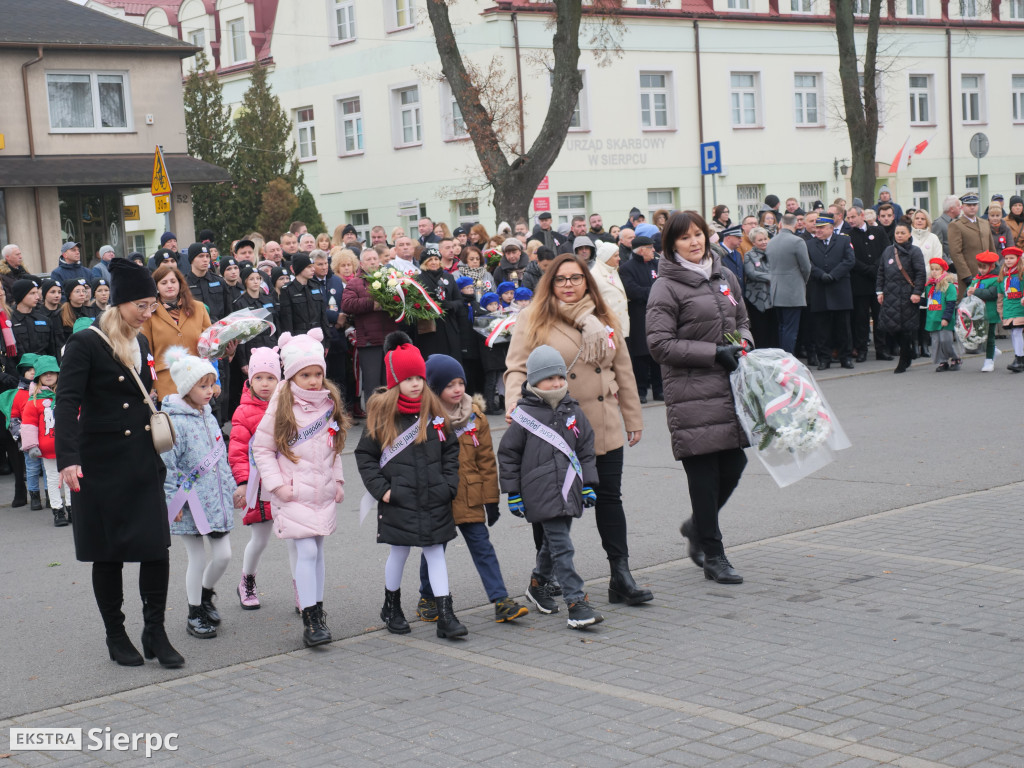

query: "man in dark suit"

left=807, top=214, right=856, bottom=370
left=845, top=206, right=892, bottom=362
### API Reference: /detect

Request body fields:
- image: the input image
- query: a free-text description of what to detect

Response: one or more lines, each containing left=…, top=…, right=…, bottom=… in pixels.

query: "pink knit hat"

left=247, top=347, right=281, bottom=383
left=278, top=328, right=326, bottom=380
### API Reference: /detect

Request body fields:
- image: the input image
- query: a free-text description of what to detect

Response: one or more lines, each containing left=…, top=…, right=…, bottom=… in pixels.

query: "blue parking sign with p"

left=700, top=141, right=721, bottom=175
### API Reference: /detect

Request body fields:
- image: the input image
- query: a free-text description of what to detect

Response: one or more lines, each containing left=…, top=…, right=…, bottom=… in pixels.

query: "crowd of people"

left=1, top=187, right=1014, bottom=668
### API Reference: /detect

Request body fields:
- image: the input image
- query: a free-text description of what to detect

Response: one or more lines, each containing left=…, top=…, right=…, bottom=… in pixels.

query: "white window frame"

left=961, top=73, right=985, bottom=124
left=912, top=179, right=931, bottom=213
left=456, top=199, right=479, bottom=226
left=852, top=0, right=869, bottom=14
left=908, top=73, right=934, bottom=126
left=226, top=18, right=247, bottom=64
left=798, top=182, right=826, bottom=213
left=551, top=69, right=590, bottom=132
left=439, top=80, right=469, bottom=141
left=1013, top=75, right=1024, bottom=123
left=1015, top=173, right=1024, bottom=199
left=906, top=0, right=926, bottom=16
left=294, top=106, right=317, bottom=161
left=386, top=0, right=415, bottom=32
left=556, top=192, right=588, bottom=226
left=346, top=210, right=371, bottom=245
left=1008, top=0, right=1024, bottom=19
left=647, top=189, right=674, bottom=219
left=965, top=175, right=980, bottom=193
left=335, top=94, right=364, bottom=156
left=858, top=71, right=885, bottom=127
left=45, top=70, right=133, bottom=133
left=730, top=71, right=763, bottom=128
left=329, top=0, right=356, bottom=43
left=725, top=0, right=751, bottom=7
left=391, top=83, right=422, bottom=149
left=790, top=0, right=814, bottom=13
left=638, top=70, right=674, bottom=131
left=793, top=72, right=823, bottom=127
left=736, top=185, right=765, bottom=220
left=959, top=0, right=977, bottom=16
left=129, top=233, right=146, bottom=254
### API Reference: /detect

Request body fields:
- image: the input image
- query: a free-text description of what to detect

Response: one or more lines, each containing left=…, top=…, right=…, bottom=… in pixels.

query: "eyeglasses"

left=134, top=302, right=159, bottom=314
left=553, top=274, right=586, bottom=287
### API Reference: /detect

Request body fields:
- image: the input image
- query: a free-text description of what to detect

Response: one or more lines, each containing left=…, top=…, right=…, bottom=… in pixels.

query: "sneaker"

left=417, top=597, right=439, bottom=622
left=982, top=358, right=995, bottom=372
left=566, top=596, right=604, bottom=630
left=494, top=597, right=529, bottom=623
left=238, top=574, right=260, bottom=610
left=546, top=580, right=563, bottom=598
left=526, top=577, right=559, bottom=614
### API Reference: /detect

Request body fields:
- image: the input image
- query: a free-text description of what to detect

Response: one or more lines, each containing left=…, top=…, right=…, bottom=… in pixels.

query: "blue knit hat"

left=481, top=292, right=501, bottom=307
left=514, top=287, right=533, bottom=301
left=456, top=276, right=474, bottom=290
left=425, top=354, right=466, bottom=396
left=497, top=281, right=515, bottom=295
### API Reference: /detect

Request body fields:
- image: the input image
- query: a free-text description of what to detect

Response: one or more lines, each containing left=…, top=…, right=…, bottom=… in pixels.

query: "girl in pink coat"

left=252, top=329, right=350, bottom=648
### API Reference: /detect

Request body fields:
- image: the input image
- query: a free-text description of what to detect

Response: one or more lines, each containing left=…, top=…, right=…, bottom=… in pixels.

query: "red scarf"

left=397, top=394, right=421, bottom=414
left=0, top=309, right=16, bottom=358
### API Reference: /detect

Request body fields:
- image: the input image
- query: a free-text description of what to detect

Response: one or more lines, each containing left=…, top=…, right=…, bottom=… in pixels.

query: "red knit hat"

left=976, top=251, right=999, bottom=264
left=1003, top=247, right=1023, bottom=258
left=929, top=257, right=948, bottom=270
left=383, top=332, right=426, bottom=389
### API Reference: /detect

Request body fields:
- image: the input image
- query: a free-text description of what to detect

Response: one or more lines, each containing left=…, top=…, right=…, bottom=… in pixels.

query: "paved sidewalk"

left=4, top=483, right=1023, bottom=767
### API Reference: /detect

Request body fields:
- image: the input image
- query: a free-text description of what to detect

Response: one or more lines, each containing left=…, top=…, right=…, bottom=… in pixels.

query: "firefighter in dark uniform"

left=279, top=254, right=330, bottom=345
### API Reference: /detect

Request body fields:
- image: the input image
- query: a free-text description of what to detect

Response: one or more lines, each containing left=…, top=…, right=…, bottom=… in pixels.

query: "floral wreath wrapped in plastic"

left=197, top=308, right=275, bottom=359
left=955, top=294, right=987, bottom=351
left=364, top=266, right=445, bottom=323
left=474, top=311, right=518, bottom=347
left=729, top=347, right=851, bottom=487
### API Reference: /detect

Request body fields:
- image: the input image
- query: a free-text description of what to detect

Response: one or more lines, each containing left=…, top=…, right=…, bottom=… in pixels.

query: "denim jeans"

left=419, top=522, right=508, bottom=602
left=24, top=451, right=44, bottom=493
left=535, top=517, right=584, bottom=605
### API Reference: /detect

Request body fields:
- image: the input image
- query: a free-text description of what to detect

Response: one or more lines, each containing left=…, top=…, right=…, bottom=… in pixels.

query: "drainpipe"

left=946, top=27, right=954, bottom=194
left=22, top=46, right=47, bottom=269
left=511, top=12, right=526, bottom=156
left=694, top=21, right=706, bottom=214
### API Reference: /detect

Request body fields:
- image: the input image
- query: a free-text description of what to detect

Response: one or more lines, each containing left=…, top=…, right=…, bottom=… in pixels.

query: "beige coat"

left=451, top=400, right=500, bottom=525
left=141, top=304, right=212, bottom=399
left=591, top=260, right=630, bottom=337
left=504, top=304, right=643, bottom=456
left=948, top=216, right=994, bottom=294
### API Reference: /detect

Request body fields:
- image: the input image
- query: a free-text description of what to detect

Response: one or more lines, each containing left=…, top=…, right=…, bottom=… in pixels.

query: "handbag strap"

left=88, top=325, right=159, bottom=416
left=892, top=249, right=915, bottom=288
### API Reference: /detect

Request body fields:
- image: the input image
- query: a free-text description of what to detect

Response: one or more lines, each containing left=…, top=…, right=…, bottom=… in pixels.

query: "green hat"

left=16, top=353, right=39, bottom=372
left=33, top=356, right=60, bottom=378
left=72, top=317, right=95, bottom=334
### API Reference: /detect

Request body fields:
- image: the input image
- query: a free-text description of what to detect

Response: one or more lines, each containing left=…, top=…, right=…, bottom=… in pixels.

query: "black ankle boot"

left=12, top=484, right=27, bottom=508
left=52, top=506, right=68, bottom=527
left=607, top=556, right=654, bottom=605
left=703, top=555, right=743, bottom=584
left=301, top=605, right=331, bottom=647
left=316, top=601, right=332, bottom=640
left=29, top=491, right=42, bottom=510
left=380, top=588, right=411, bottom=634
left=435, top=595, right=468, bottom=639
left=679, top=518, right=704, bottom=567
left=106, top=633, right=144, bottom=666
left=200, top=587, right=220, bottom=626
left=186, top=604, right=217, bottom=638
left=140, top=593, right=185, bottom=668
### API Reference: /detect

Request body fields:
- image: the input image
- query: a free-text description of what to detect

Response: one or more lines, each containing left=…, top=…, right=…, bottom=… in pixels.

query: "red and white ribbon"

left=485, top=314, right=518, bottom=348
left=391, top=275, right=443, bottom=323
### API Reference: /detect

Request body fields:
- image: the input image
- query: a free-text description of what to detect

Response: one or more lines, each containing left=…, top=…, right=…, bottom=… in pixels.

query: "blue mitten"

left=508, top=493, right=525, bottom=517
left=581, top=486, right=597, bottom=508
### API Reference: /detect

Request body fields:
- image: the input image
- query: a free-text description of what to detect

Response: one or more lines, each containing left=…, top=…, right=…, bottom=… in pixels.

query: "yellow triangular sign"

left=151, top=146, right=172, bottom=196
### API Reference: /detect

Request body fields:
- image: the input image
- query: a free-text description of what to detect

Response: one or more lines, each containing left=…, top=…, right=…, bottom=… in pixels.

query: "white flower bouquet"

left=955, top=294, right=987, bottom=351
left=474, top=311, right=518, bottom=347
left=365, top=267, right=444, bottom=323
left=730, top=348, right=851, bottom=487
left=197, top=308, right=275, bottom=359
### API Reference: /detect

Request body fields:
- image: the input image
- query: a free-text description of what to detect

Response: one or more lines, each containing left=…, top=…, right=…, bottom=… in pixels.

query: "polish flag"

left=888, top=136, right=913, bottom=174
left=913, top=134, right=936, bottom=155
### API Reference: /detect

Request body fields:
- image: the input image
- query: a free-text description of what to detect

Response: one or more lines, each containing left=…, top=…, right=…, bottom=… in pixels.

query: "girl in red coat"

left=20, top=356, right=69, bottom=527
left=228, top=346, right=281, bottom=610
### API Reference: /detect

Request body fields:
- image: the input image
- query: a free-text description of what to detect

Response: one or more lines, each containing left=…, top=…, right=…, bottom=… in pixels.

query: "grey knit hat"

left=526, top=345, right=567, bottom=386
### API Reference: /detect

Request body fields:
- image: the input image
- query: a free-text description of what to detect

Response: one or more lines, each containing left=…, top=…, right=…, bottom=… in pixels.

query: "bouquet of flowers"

left=475, top=311, right=518, bottom=347
left=197, top=308, right=275, bottom=359
left=364, top=266, right=445, bottom=323
left=730, top=348, right=851, bottom=487
left=955, top=294, right=987, bottom=351
left=485, top=249, right=502, bottom=272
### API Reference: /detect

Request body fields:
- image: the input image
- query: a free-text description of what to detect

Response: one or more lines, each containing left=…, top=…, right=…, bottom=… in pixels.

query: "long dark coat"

left=848, top=225, right=890, bottom=297
left=619, top=253, right=660, bottom=359
left=876, top=241, right=926, bottom=334
left=355, top=413, right=460, bottom=547
left=806, top=234, right=856, bottom=312
left=55, top=329, right=170, bottom=562
left=413, top=268, right=464, bottom=363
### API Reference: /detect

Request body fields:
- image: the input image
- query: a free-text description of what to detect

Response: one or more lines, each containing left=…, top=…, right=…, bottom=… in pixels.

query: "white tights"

left=385, top=544, right=448, bottom=596
left=242, top=521, right=273, bottom=576
left=180, top=534, right=232, bottom=606
left=1012, top=327, right=1024, bottom=357
left=293, top=536, right=325, bottom=610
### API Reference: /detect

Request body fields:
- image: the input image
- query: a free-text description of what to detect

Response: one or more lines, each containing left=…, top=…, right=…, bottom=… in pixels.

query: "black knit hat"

left=109, top=258, right=158, bottom=306
left=290, top=254, right=312, bottom=275
left=187, top=242, right=211, bottom=263
left=271, top=266, right=289, bottom=286
left=63, top=277, right=90, bottom=297
left=11, top=279, right=38, bottom=306
left=239, top=264, right=258, bottom=287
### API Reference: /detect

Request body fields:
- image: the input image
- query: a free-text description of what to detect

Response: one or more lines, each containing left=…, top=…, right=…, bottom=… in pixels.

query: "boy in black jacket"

left=498, top=345, right=601, bottom=629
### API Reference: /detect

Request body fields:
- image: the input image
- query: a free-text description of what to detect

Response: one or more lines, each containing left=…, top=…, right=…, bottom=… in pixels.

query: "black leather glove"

left=820, top=272, right=835, bottom=283
left=485, top=502, right=501, bottom=527
left=714, top=345, right=744, bottom=373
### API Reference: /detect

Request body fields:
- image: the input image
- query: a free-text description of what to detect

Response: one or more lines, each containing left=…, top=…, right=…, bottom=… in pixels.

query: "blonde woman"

left=55, top=259, right=184, bottom=669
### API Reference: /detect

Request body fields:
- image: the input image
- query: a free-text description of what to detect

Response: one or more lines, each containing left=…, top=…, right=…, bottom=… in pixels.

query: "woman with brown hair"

left=142, top=265, right=211, bottom=399
left=504, top=253, right=650, bottom=606
left=469, top=224, right=490, bottom=250
left=59, top=277, right=99, bottom=342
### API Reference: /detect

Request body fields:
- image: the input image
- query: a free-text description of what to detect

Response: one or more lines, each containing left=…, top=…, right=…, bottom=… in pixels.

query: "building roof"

left=88, top=0, right=182, bottom=26
left=0, top=154, right=231, bottom=188
left=0, top=0, right=196, bottom=54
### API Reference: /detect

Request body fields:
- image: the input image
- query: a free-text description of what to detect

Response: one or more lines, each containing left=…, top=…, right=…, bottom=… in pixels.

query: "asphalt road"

left=1, top=349, right=1020, bottom=719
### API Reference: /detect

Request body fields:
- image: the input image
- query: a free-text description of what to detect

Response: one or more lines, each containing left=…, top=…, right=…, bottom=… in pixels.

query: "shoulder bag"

left=88, top=326, right=176, bottom=453
left=892, top=248, right=915, bottom=288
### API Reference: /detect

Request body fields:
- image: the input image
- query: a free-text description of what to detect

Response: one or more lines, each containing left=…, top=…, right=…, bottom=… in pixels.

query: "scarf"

left=461, top=265, right=493, bottom=294
left=444, top=392, right=474, bottom=430
left=527, top=383, right=568, bottom=409
left=0, top=309, right=16, bottom=358
left=557, top=295, right=608, bottom=366
left=397, top=394, right=421, bottom=414
left=674, top=252, right=714, bottom=278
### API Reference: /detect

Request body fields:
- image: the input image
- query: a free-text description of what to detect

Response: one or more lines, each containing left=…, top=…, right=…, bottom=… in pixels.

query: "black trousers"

left=531, top=447, right=629, bottom=560
left=92, top=559, right=169, bottom=636
left=811, top=310, right=852, bottom=361
left=326, top=349, right=347, bottom=399
left=358, top=345, right=385, bottom=405
left=680, top=448, right=747, bottom=559
left=852, top=294, right=884, bottom=354
left=746, top=303, right=777, bottom=349
left=630, top=353, right=663, bottom=399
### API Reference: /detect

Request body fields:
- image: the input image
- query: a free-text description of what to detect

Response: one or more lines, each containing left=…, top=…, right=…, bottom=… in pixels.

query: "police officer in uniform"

left=9, top=279, right=61, bottom=364
left=279, top=254, right=330, bottom=343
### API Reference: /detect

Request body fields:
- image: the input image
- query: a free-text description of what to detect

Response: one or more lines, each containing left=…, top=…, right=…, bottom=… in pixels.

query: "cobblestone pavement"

left=3, top=481, right=1022, bottom=767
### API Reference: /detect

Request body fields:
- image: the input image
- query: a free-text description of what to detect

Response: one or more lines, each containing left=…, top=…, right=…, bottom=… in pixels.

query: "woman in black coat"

left=876, top=221, right=926, bottom=373
left=56, top=259, right=184, bottom=669
left=413, top=249, right=464, bottom=363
